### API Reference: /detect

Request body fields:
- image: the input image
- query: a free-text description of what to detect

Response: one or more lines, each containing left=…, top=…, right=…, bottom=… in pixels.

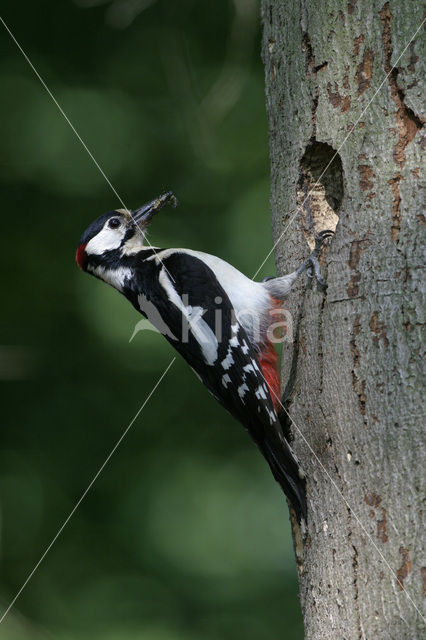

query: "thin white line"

left=0, top=15, right=176, bottom=283
left=0, top=357, right=176, bottom=625
left=0, top=16, right=125, bottom=208
left=264, top=376, right=425, bottom=622
left=252, top=16, right=426, bottom=280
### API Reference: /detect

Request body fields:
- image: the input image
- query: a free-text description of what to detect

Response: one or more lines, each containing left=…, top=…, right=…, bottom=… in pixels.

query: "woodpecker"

left=76, top=191, right=332, bottom=523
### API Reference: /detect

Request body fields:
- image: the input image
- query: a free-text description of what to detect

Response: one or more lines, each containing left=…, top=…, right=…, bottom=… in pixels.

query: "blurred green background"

left=0, top=1, right=303, bottom=638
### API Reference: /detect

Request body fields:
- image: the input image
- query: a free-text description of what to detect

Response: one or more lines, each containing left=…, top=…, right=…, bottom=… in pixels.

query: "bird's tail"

left=262, top=432, right=307, bottom=524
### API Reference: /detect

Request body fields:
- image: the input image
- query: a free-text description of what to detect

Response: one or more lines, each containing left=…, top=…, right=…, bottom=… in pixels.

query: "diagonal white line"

left=0, top=357, right=176, bottom=625
left=0, top=16, right=125, bottom=209
left=252, top=16, right=426, bottom=280
left=0, top=15, right=176, bottom=283
left=260, top=367, right=425, bottom=622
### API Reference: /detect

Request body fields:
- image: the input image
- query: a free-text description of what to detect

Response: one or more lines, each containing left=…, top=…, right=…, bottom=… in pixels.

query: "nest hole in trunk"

left=297, top=141, right=343, bottom=250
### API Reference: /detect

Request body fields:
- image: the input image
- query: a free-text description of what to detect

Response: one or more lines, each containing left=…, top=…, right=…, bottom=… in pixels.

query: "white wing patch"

left=145, top=247, right=271, bottom=344
left=158, top=267, right=218, bottom=365
left=136, top=293, right=177, bottom=340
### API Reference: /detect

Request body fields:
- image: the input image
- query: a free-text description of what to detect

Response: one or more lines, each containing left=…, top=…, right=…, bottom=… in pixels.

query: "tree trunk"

left=261, top=1, right=425, bottom=638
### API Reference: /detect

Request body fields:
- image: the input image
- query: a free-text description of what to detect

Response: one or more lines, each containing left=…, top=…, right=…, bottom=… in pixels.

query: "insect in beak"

left=132, top=191, right=177, bottom=227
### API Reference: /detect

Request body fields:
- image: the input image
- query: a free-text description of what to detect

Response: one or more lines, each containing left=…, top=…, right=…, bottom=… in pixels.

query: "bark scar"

left=379, top=3, right=424, bottom=168
left=378, top=3, right=424, bottom=244
left=396, top=547, right=412, bottom=590
left=350, top=315, right=368, bottom=427
left=355, top=49, right=374, bottom=95
left=369, top=311, right=389, bottom=347
left=348, top=516, right=363, bottom=639
left=301, top=32, right=327, bottom=134
left=347, top=236, right=371, bottom=298
left=327, top=81, right=351, bottom=112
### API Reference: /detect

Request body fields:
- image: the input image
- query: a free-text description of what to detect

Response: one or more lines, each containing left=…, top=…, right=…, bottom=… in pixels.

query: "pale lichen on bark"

left=261, top=0, right=425, bottom=638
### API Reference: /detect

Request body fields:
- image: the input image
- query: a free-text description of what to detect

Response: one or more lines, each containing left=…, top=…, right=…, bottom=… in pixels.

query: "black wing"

left=130, top=251, right=306, bottom=521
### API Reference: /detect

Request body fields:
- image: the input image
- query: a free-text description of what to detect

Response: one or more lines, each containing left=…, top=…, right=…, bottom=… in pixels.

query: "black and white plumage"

left=76, top=193, right=330, bottom=523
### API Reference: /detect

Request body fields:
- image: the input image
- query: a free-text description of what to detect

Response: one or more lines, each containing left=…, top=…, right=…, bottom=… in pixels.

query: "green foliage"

left=0, top=1, right=302, bottom=637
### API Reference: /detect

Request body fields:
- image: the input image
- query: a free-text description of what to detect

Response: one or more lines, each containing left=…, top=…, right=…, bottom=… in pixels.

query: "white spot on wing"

left=221, top=347, right=234, bottom=370
left=255, top=385, right=267, bottom=400
left=222, top=374, right=231, bottom=388
left=238, top=383, right=249, bottom=402
left=266, top=407, right=276, bottom=424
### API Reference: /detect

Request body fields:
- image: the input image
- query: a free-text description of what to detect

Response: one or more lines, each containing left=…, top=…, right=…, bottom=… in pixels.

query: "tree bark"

left=261, top=1, right=425, bottom=638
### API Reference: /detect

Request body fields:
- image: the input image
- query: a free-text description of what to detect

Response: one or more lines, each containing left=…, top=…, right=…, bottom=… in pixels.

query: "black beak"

left=132, top=191, right=177, bottom=226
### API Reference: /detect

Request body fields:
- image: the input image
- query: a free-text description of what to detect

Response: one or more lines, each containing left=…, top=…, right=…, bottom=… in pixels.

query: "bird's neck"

left=87, top=246, right=160, bottom=293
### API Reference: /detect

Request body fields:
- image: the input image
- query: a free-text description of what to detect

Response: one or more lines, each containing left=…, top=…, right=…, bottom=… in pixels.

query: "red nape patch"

left=259, top=341, right=281, bottom=410
left=75, top=243, right=87, bottom=270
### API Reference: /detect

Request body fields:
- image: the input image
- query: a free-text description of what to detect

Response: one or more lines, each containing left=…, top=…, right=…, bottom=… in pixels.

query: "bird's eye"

left=108, top=217, right=120, bottom=229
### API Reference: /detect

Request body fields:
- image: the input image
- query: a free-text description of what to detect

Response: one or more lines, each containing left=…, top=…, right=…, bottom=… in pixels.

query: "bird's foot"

left=305, top=255, right=325, bottom=287
left=302, top=229, right=334, bottom=289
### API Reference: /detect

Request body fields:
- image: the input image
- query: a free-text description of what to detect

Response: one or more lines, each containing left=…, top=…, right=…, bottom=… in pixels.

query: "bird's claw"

left=306, top=256, right=326, bottom=288
left=305, top=229, right=334, bottom=289
left=313, top=229, right=334, bottom=255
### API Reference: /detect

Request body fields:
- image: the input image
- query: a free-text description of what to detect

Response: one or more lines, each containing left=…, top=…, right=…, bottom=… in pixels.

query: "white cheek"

left=85, top=226, right=125, bottom=255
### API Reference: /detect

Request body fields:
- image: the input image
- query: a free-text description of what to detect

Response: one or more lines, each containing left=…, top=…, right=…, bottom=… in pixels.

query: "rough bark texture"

left=261, top=1, right=425, bottom=638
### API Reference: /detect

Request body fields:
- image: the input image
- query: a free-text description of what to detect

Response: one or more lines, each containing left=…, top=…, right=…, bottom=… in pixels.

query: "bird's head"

left=75, top=191, right=177, bottom=272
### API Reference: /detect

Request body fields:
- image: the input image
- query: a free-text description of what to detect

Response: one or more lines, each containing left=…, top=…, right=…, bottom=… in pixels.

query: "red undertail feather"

left=258, top=295, right=284, bottom=410
left=259, top=341, right=280, bottom=410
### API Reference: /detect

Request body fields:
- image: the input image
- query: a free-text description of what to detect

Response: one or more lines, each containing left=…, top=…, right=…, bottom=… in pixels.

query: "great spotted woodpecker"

left=76, top=192, right=331, bottom=523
